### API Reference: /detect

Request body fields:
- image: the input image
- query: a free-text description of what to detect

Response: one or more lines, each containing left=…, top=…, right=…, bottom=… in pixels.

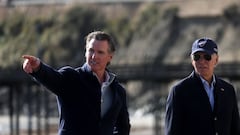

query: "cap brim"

left=191, top=48, right=213, bottom=55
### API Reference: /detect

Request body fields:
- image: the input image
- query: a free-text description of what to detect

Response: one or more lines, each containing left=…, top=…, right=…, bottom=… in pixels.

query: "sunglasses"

left=192, top=54, right=212, bottom=61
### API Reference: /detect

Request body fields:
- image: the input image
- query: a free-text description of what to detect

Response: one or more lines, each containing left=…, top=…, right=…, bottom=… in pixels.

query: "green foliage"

left=4, top=13, right=24, bottom=37
left=0, top=4, right=177, bottom=69
left=106, top=16, right=132, bottom=47
left=130, top=4, right=162, bottom=37
left=0, top=5, right=108, bottom=69
left=162, top=6, right=179, bottom=19
left=223, top=4, right=240, bottom=25
left=105, top=3, right=166, bottom=47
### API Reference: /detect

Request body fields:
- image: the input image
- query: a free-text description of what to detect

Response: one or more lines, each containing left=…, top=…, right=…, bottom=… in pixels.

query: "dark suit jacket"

left=165, top=71, right=240, bottom=135
left=31, top=63, right=130, bottom=135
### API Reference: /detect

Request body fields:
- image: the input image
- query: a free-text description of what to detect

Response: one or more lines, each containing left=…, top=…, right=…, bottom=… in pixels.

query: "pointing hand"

left=22, top=55, right=41, bottom=73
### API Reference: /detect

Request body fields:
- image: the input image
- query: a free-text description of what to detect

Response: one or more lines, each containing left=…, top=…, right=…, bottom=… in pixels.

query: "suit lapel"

left=213, top=80, right=225, bottom=113
left=192, top=72, right=214, bottom=112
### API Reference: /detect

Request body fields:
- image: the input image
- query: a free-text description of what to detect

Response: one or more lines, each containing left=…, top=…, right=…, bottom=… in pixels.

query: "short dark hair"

left=85, top=31, right=116, bottom=53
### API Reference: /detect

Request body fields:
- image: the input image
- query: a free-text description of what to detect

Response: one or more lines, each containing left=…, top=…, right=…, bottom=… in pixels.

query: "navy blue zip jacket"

left=31, top=62, right=131, bottom=135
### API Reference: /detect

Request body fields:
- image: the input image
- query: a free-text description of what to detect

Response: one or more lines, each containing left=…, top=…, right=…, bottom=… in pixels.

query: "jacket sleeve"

left=165, top=85, right=184, bottom=135
left=230, top=88, right=240, bottom=135
left=114, top=85, right=131, bottom=135
left=30, top=62, right=76, bottom=95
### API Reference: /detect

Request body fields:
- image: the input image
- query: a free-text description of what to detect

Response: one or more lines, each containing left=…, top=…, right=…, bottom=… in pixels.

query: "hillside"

left=0, top=0, right=240, bottom=68
left=113, top=15, right=240, bottom=65
left=111, top=1, right=240, bottom=65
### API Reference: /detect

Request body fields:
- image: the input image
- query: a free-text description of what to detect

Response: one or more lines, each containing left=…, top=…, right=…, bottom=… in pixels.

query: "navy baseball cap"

left=191, top=38, right=218, bottom=55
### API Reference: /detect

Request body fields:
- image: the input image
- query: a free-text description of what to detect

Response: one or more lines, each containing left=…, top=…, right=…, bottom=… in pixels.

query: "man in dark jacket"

left=165, top=37, right=240, bottom=135
left=22, top=31, right=131, bottom=135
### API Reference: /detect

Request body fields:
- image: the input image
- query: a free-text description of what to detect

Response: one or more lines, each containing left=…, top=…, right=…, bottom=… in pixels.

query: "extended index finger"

left=22, top=55, right=36, bottom=60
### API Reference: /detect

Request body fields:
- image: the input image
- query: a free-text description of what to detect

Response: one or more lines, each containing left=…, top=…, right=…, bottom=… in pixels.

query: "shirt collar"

left=103, top=71, right=115, bottom=84
left=83, top=63, right=115, bottom=84
left=200, top=75, right=216, bottom=87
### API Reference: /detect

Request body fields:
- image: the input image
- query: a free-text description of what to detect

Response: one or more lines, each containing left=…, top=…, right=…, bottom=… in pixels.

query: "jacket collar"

left=190, top=71, right=216, bottom=81
left=80, top=63, right=116, bottom=83
left=81, top=63, right=92, bottom=73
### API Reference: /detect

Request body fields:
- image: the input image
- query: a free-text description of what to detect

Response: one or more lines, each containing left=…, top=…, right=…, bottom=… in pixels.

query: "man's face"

left=85, top=39, right=113, bottom=74
left=191, top=52, right=218, bottom=80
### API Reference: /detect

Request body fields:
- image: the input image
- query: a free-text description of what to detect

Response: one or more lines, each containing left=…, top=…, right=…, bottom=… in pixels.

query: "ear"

left=191, top=55, right=194, bottom=66
left=214, top=55, right=219, bottom=67
left=191, top=60, right=194, bottom=67
left=108, top=54, right=113, bottom=62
